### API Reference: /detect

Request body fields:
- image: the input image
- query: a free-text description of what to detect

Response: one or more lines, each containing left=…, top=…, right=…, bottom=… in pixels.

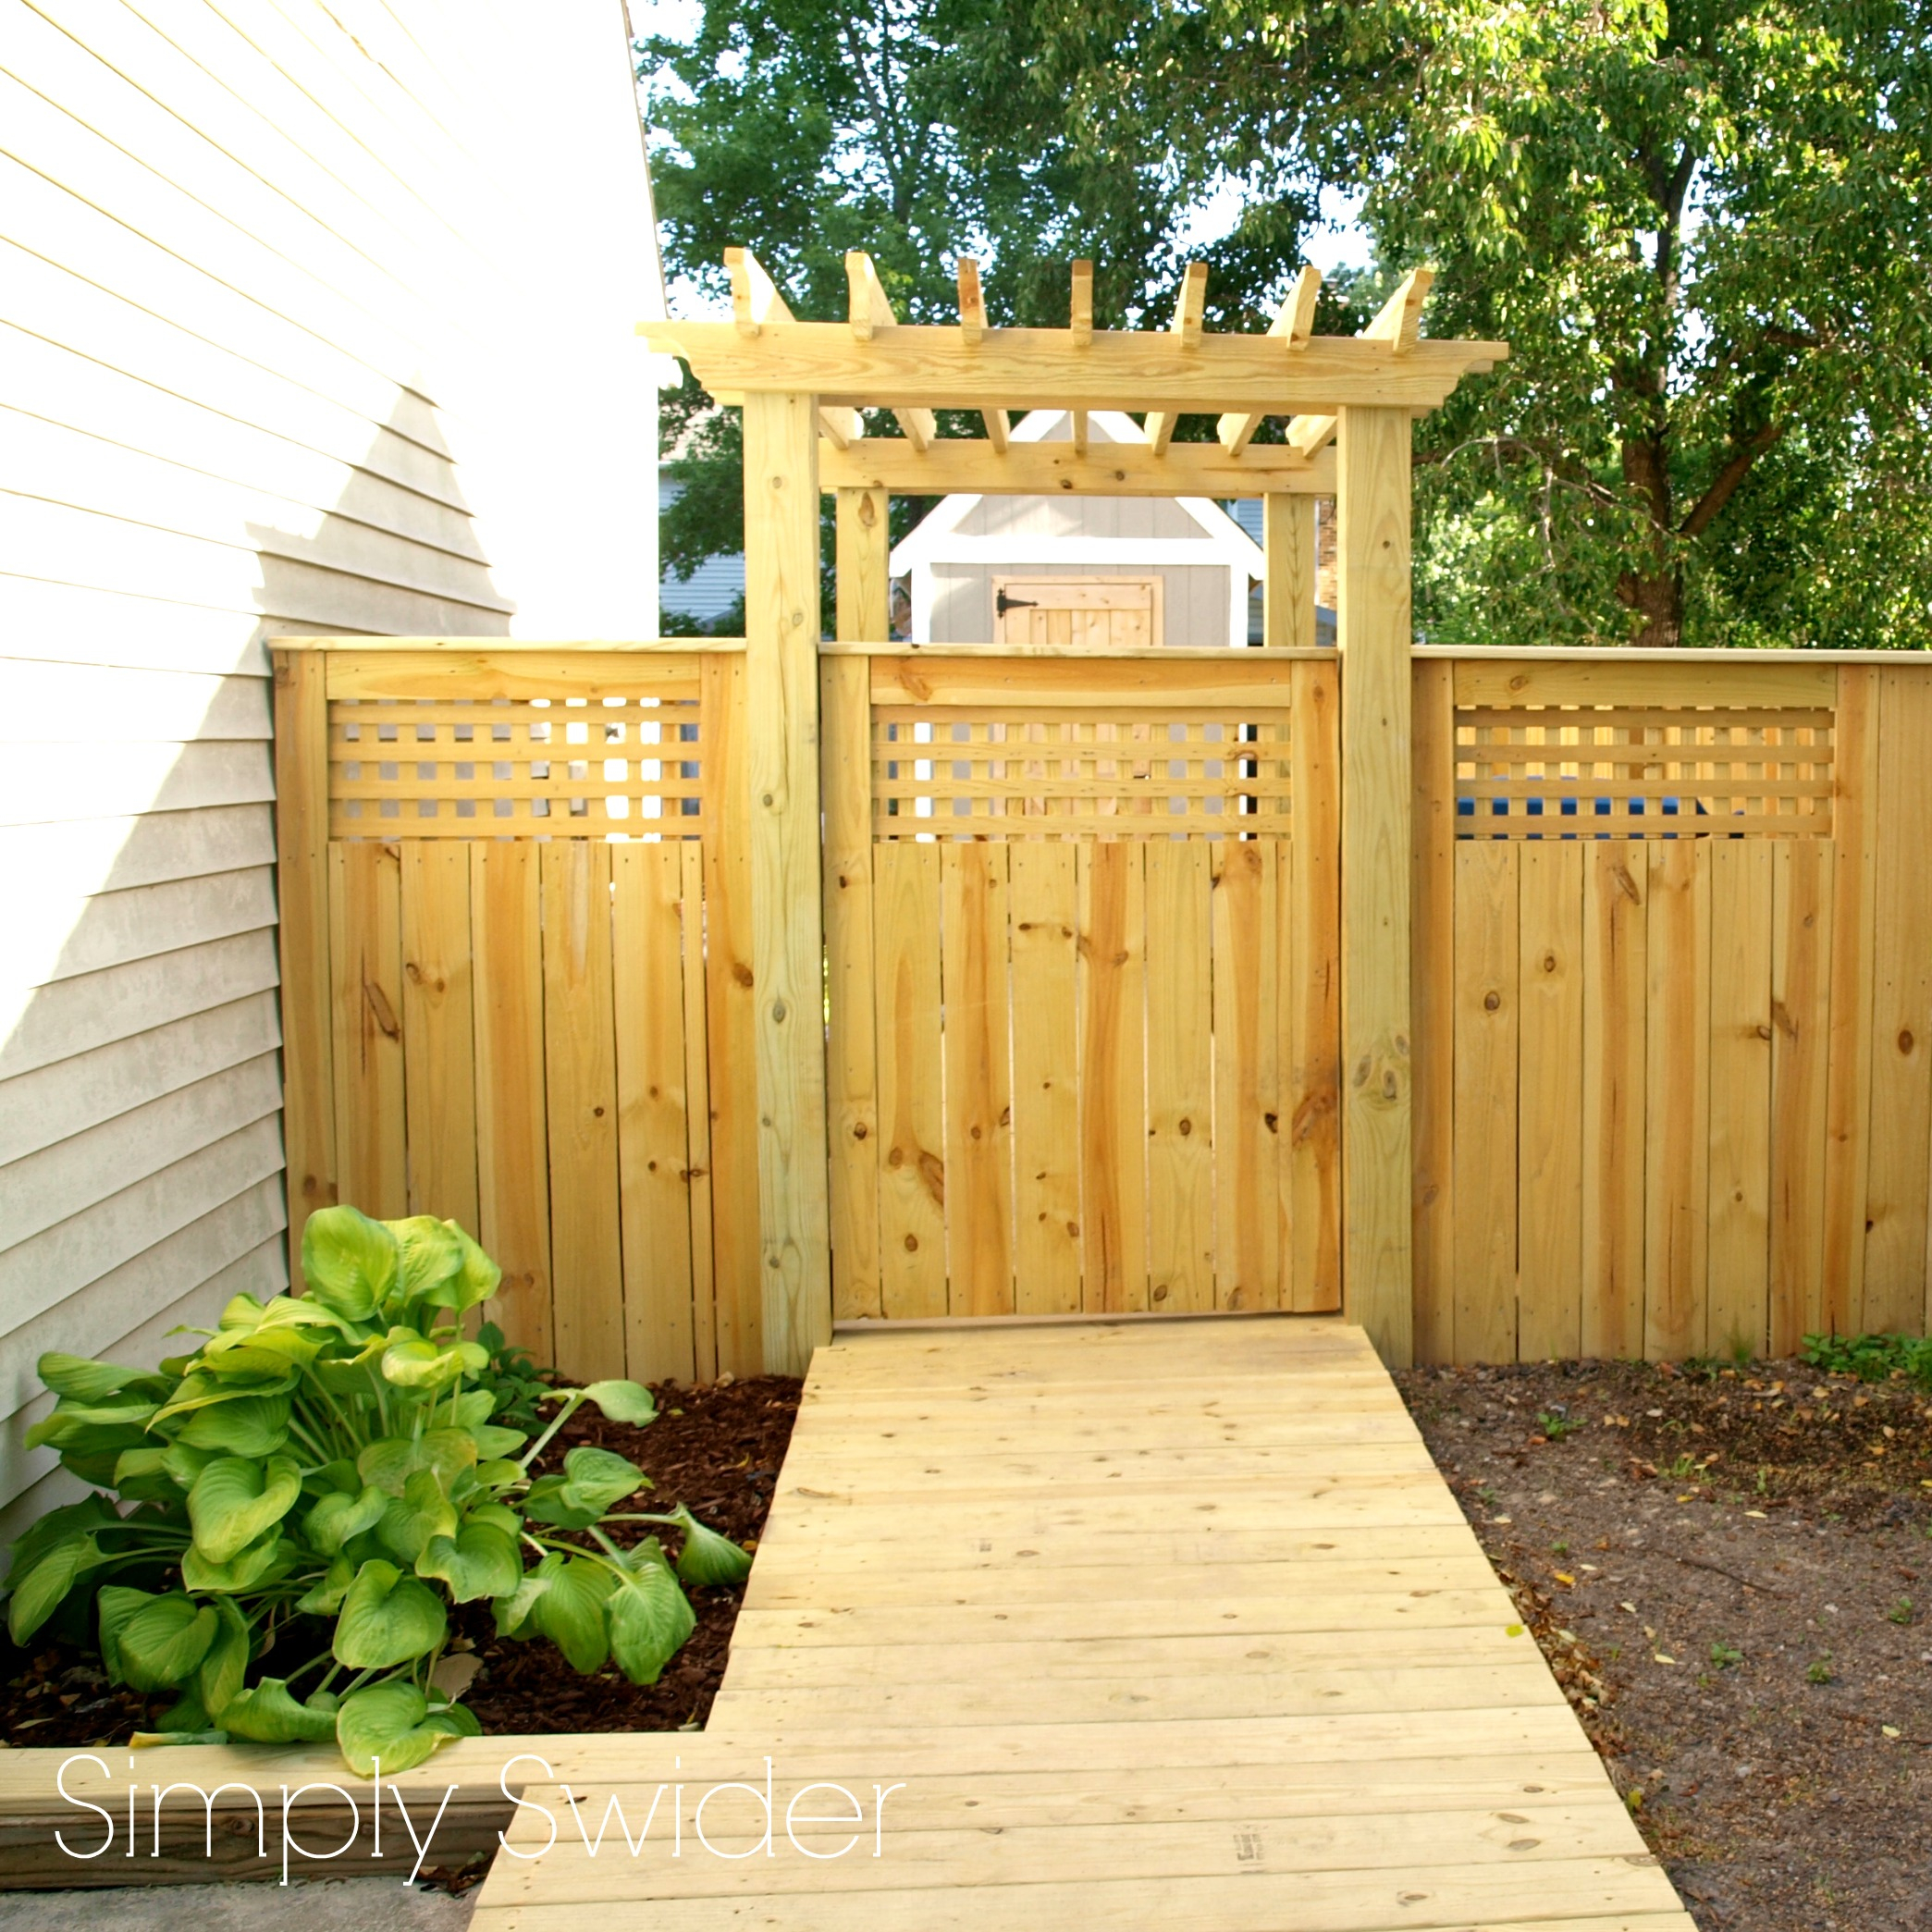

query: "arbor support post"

left=1262, top=496, right=1317, bottom=650
left=1336, top=405, right=1415, bottom=1364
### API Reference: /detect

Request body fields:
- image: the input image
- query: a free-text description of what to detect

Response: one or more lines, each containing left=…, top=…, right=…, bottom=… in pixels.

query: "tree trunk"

left=1617, top=431, right=1682, bottom=646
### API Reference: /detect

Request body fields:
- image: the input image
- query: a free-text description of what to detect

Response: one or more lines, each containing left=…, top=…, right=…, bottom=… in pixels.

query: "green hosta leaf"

left=197, top=1597, right=251, bottom=1718
left=181, top=1529, right=292, bottom=1595
left=523, top=1446, right=646, bottom=1530
left=472, top=1424, right=526, bottom=1460
left=301, top=1206, right=399, bottom=1322
left=154, top=1372, right=293, bottom=1425
left=199, top=1324, right=322, bottom=1381
left=416, top=1523, right=521, bottom=1603
left=386, top=1216, right=464, bottom=1308
left=427, top=1223, right=500, bottom=1314
left=110, top=1446, right=176, bottom=1502
left=337, top=1680, right=462, bottom=1778
left=154, top=1688, right=211, bottom=1734
left=380, top=1333, right=485, bottom=1391
left=161, top=1441, right=220, bottom=1489
left=579, top=1380, right=657, bottom=1425
left=6, top=1532, right=105, bottom=1644
left=492, top=1572, right=548, bottom=1637
left=306, top=1484, right=388, bottom=1555
left=295, top=1552, right=355, bottom=1617
left=117, top=1593, right=218, bottom=1692
left=449, top=1389, right=495, bottom=1430
left=219, top=1678, right=338, bottom=1743
left=215, top=1292, right=269, bottom=1332
left=37, top=1353, right=169, bottom=1405
left=520, top=1477, right=598, bottom=1532
left=669, top=1506, right=754, bottom=1586
left=97, top=1584, right=151, bottom=1681
left=378, top=1470, right=459, bottom=1565
left=473, top=1458, right=523, bottom=1492
left=528, top=1552, right=615, bottom=1673
left=607, top=1557, right=695, bottom=1685
left=178, top=1393, right=293, bottom=1457
left=24, top=1400, right=156, bottom=1451
left=420, top=1428, right=480, bottom=1487
left=357, top=1436, right=421, bottom=1499
left=189, top=1455, right=301, bottom=1564
left=465, top=1501, right=522, bottom=1539
left=333, top=1560, right=447, bottom=1670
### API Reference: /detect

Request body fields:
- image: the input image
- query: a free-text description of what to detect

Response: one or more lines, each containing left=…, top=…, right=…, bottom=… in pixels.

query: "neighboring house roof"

left=890, top=411, right=1267, bottom=576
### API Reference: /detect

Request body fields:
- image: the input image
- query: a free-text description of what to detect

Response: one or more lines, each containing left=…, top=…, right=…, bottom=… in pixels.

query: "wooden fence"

left=1413, top=652, right=1932, bottom=1363
left=277, top=638, right=1932, bottom=1377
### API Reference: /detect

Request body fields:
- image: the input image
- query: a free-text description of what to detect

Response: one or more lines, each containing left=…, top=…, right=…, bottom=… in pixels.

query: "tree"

left=1017, top=0, right=1932, bottom=646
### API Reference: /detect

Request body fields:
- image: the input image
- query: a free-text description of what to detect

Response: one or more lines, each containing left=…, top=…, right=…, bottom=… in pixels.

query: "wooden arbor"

left=642, top=251, right=1507, bottom=1371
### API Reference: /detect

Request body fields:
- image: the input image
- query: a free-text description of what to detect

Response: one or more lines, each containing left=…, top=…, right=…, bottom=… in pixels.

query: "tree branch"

left=1679, top=422, right=1786, bottom=539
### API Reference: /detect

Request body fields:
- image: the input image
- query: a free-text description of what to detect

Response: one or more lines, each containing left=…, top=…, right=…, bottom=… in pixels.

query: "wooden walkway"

left=472, top=1315, right=1693, bottom=1931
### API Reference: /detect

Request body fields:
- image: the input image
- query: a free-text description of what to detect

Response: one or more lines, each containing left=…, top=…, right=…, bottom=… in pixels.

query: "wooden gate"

left=819, top=646, right=1342, bottom=1321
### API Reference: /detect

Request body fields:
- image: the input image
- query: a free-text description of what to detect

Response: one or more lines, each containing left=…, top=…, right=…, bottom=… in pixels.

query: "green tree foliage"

left=646, top=0, right=1932, bottom=648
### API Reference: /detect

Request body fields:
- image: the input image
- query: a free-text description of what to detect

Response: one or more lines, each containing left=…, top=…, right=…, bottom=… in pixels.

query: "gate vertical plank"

left=1145, top=840, right=1216, bottom=1312
left=1864, top=669, right=1932, bottom=1335
left=1287, top=657, right=1342, bottom=1313
left=821, top=653, right=881, bottom=1320
left=329, top=839, right=406, bottom=1220
left=742, top=389, right=832, bottom=1374
left=1452, top=841, right=1519, bottom=1362
left=399, top=841, right=478, bottom=1234
left=701, top=653, right=761, bottom=1376
left=1581, top=845, right=1647, bottom=1360
left=1820, top=669, right=1878, bottom=1335
left=541, top=840, right=623, bottom=1380
left=1706, top=839, right=1774, bottom=1360
left=1078, top=841, right=1148, bottom=1311
left=1643, top=841, right=1710, bottom=1361
left=680, top=840, right=720, bottom=1383
left=1212, top=841, right=1279, bottom=1310
left=613, top=843, right=696, bottom=1384
left=1336, top=405, right=1414, bottom=1364
left=1517, top=843, right=1583, bottom=1360
left=1769, top=838, right=1834, bottom=1354
left=1009, top=841, right=1082, bottom=1313
left=1409, top=658, right=1456, bottom=1360
left=272, top=648, right=336, bottom=1271
left=941, top=841, right=1015, bottom=1315
left=471, top=842, right=551, bottom=1362
left=873, top=839, right=947, bottom=1318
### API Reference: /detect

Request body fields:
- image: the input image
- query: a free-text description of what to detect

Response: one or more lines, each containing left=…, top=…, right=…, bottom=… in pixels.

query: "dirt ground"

left=1395, top=1357, right=1932, bottom=1932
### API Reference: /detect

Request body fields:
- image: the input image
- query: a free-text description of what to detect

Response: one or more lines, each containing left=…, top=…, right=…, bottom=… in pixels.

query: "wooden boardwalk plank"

left=471, top=1315, right=1687, bottom=1932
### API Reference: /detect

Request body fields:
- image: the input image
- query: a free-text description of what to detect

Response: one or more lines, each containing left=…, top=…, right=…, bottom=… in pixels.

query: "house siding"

left=0, top=0, right=662, bottom=1544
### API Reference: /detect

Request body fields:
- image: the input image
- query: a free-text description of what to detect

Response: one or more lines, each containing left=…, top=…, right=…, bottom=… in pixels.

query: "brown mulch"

left=0, top=1374, right=802, bottom=1753
left=1396, top=1357, right=1932, bottom=1932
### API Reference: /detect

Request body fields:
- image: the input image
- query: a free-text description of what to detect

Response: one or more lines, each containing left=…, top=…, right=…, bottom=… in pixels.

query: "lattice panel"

left=328, top=696, right=705, bottom=838
left=870, top=706, right=1295, bottom=837
left=1455, top=705, right=1835, bottom=839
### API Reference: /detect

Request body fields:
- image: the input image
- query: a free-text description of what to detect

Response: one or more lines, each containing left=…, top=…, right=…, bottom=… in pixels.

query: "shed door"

left=991, top=575, right=1163, bottom=647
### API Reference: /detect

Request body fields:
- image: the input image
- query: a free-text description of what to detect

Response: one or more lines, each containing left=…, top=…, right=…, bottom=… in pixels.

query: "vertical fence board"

left=1078, top=842, right=1148, bottom=1312
left=1821, top=667, right=1878, bottom=1335
left=1706, top=840, right=1774, bottom=1360
left=471, top=843, right=551, bottom=1362
left=1452, top=841, right=1519, bottom=1361
left=1581, top=846, right=1647, bottom=1360
left=821, top=654, right=881, bottom=1320
left=612, top=844, right=696, bottom=1384
left=1409, top=658, right=1457, bottom=1360
left=701, top=654, right=762, bottom=1376
left=681, top=840, right=720, bottom=1384
left=1287, top=658, right=1343, bottom=1313
left=1643, top=841, right=1710, bottom=1361
left=1145, top=841, right=1216, bottom=1312
left=941, top=841, right=1015, bottom=1315
left=1769, top=838, right=1834, bottom=1355
left=399, top=842, right=478, bottom=1234
left=1517, top=843, right=1584, bottom=1361
left=330, top=840, right=406, bottom=1220
left=1212, top=842, right=1280, bottom=1310
left=873, top=838, right=947, bottom=1318
left=1009, top=842, right=1083, bottom=1314
left=1864, top=670, right=1932, bottom=1335
left=541, top=841, right=623, bottom=1380
left=273, top=649, right=336, bottom=1271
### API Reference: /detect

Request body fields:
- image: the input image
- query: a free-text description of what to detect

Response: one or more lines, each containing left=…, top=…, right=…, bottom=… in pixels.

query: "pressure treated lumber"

left=820, top=437, right=1335, bottom=497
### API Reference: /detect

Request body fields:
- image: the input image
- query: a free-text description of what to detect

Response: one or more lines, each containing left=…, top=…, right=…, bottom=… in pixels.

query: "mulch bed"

left=1396, top=1357, right=1932, bottom=1932
left=0, top=1375, right=803, bottom=1753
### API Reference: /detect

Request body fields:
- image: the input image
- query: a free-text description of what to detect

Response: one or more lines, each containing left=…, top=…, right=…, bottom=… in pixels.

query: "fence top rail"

left=1415, top=644, right=1930, bottom=666
left=271, top=636, right=748, bottom=653
left=824, top=641, right=1335, bottom=660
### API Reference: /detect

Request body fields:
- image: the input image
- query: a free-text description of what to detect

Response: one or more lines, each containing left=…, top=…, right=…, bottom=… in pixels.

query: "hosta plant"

left=2, top=1206, right=749, bottom=1774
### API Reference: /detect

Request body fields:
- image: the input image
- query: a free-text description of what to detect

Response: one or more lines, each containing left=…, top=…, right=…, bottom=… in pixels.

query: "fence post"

left=1335, top=406, right=1415, bottom=1365
left=743, top=391, right=835, bottom=1372
left=272, top=646, right=337, bottom=1285
left=1262, top=497, right=1317, bottom=651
